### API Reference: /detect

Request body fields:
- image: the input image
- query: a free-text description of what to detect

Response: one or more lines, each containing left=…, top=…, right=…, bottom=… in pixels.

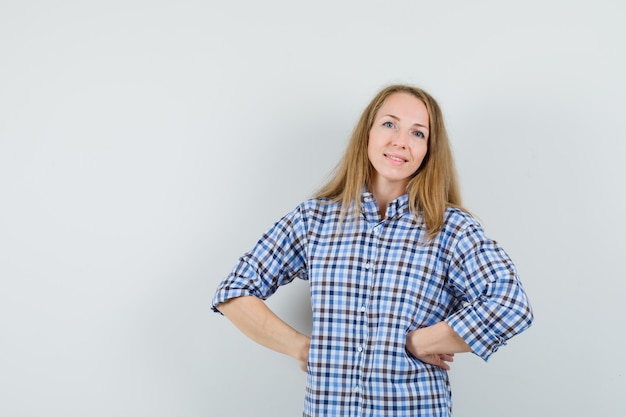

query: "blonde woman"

left=212, top=84, right=533, bottom=416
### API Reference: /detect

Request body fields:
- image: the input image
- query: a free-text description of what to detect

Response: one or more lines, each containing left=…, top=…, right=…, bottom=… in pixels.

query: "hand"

left=411, top=351, right=455, bottom=371
left=406, top=325, right=461, bottom=371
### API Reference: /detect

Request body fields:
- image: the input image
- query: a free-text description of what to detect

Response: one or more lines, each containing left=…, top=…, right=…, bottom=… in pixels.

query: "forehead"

left=376, top=92, right=429, bottom=126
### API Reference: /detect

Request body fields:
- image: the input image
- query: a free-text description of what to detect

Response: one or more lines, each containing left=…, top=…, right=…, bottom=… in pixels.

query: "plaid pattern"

left=212, top=192, right=533, bottom=416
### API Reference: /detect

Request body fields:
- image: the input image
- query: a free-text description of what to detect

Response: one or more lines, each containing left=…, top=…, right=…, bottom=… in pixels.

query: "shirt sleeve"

left=211, top=205, right=308, bottom=314
left=444, top=223, right=533, bottom=361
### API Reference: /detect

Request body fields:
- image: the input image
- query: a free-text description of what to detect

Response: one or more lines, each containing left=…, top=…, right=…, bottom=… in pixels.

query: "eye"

left=412, top=130, right=425, bottom=138
left=383, top=121, right=394, bottom=128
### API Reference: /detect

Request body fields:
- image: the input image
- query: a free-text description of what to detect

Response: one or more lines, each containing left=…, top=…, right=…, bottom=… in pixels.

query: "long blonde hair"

left=315, top=84, right=464, bottom=238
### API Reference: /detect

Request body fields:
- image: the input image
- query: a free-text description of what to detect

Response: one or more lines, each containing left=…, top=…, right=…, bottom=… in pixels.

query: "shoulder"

left=270, top=198, right=342, bottom=231
left=299, top=197, right=342, bottom=217
left=437, top=207, right=485, bottom=247
left=443, top=207, right=481, bottom=232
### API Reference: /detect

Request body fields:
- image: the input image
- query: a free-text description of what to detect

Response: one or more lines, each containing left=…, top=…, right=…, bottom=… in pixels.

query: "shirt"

left=212, top=192, right=533, bottom=417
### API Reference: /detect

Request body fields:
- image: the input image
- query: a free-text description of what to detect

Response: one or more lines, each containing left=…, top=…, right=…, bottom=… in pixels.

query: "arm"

left=406, top=221, right=533, bottom=369
left=406, top=322, right=471, bottom=370
left=430, top=222, right=533, bottom=364
left=212, top=206, right=311, bottom=370
left=216, top=296, right=310, bottom=371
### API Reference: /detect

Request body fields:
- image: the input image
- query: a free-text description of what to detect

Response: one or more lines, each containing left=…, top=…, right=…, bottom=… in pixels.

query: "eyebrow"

left=382, top=114, right=429, bottom=130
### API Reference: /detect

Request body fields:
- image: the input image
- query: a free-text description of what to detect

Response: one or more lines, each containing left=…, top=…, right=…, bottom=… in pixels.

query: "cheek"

left=412, top=143, right=428, bottom=160
left=367, top=134, right=377, bottom=158
left=367, top=148, right=377, bottom=167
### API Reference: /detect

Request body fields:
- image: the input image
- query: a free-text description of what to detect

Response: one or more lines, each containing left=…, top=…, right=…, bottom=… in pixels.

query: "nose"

left=391, top=130, right=409, bottom=148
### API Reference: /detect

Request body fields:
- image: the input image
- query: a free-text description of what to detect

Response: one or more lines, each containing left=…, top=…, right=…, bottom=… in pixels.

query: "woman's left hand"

left=406, top=322, right=470, bottom=370
left=411, top=351, right=455, bottom=370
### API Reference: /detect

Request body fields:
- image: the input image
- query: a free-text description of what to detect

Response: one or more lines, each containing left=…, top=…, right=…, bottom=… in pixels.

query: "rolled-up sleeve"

left=211, top=206, right=308, bottom=314
left=444, top=224, right=533, bottom=361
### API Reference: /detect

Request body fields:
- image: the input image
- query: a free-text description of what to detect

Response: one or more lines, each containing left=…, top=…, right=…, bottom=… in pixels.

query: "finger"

left=436, top=359, right=451, bottom=371
left=436, top=355, right=452, bottom=370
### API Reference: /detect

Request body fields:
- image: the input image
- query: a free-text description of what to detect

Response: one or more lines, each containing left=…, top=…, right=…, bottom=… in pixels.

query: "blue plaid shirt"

left=212, top=192, right=533, bottom=416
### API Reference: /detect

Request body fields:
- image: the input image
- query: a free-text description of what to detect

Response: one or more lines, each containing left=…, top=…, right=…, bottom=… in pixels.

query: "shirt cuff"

left=445, top=299, right=507, bottom=362
left=211, top=287, right=259, bottom=315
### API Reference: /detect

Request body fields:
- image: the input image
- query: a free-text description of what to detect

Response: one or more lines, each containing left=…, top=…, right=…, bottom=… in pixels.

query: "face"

left=367, top=92, right=430, bottom=193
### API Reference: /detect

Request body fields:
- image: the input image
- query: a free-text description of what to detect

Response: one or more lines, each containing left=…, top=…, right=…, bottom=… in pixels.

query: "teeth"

left=387, top=155, right=404, bottom=162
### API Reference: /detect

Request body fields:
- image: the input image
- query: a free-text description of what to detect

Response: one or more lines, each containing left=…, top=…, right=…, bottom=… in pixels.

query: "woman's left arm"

left=406, top=322, right=471, bottom=370
left=406, top=222, right=533, bottom=369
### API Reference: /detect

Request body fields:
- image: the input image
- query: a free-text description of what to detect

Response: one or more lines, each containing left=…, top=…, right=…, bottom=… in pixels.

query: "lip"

left=384, top=153, right=408, bottom=164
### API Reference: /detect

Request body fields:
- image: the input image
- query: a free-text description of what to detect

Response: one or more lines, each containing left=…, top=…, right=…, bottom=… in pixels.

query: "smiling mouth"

left=385, top=154, right=407, bottom=163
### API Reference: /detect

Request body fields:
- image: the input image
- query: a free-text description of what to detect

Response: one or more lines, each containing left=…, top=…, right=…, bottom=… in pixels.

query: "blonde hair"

left=315, top=84, right=465, bottom=238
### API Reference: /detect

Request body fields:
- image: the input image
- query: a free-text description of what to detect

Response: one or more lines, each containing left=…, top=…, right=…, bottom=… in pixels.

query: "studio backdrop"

left=0, top=1, right=624, bottom=416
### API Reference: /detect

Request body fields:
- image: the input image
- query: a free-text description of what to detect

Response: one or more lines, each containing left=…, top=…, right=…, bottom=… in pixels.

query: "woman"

left=212, top=84, right=533, bottom=416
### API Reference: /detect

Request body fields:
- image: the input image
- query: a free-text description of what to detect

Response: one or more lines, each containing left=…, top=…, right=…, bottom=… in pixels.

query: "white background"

left=1, top=1, right=625, bottom=416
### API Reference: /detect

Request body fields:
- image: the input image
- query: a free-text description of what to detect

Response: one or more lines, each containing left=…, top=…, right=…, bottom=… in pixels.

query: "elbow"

left=522, top=302, right=535, bottom=330
left=506, top=299, right=534, bottom=337
left=215, top=296, right=246, bottom=316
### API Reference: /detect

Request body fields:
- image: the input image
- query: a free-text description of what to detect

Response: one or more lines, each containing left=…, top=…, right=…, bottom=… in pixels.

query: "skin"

left=217, top=296, right=310, bottom=372
left=367, top=92, right=471, bottom=367
left=367, top=92, right=430, bottom=218
left=217, top=92, right=471, bottom=371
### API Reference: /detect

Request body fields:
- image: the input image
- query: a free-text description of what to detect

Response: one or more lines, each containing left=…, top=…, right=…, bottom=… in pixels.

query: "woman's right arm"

left=216, top=296, right=310, bottom=371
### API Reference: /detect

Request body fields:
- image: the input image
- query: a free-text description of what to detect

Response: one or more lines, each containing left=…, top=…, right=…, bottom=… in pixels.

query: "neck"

left=369, top=179, right=407, bottom=219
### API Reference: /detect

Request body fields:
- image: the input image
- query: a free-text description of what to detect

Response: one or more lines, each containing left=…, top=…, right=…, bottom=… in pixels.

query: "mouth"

left=384, top=153, right=408, bottom=163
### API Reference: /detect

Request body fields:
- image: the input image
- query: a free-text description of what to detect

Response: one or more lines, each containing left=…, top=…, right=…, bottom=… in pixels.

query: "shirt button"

left=356, top=346, right=363, bottom=353
left=353, top=385, right=360, bottom=393
left=365, top=262, right=371, bottom=270
left=360, top=305, right=366, bottom=313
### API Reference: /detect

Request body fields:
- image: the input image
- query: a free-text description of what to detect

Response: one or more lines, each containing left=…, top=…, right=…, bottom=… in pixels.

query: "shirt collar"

left=360, top=191, right=409, bottom=222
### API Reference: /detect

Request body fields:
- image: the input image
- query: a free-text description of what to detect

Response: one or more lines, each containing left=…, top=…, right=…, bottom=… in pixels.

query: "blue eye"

left=383, top=121, right=394, bottom=128
left=412, top=131, right=425, bottom=138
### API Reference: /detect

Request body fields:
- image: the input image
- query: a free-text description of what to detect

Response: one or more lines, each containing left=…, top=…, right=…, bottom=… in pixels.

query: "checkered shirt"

left=212, top=192, right=533, bottom=416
